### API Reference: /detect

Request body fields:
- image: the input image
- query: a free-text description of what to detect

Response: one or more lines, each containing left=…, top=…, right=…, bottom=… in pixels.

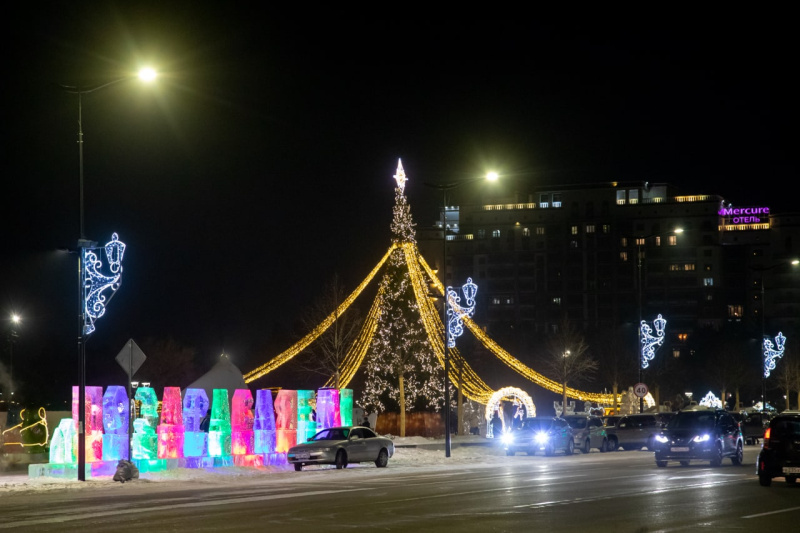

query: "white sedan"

left=287, top=426, right=395, bottom=471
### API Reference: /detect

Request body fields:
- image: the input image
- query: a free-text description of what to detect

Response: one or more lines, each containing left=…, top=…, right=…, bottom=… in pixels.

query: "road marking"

left=742, top=506, right=800, bottom=519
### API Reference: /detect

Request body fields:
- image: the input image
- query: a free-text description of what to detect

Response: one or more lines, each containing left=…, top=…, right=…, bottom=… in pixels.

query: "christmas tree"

left=361, top=160, right=445, bottom=436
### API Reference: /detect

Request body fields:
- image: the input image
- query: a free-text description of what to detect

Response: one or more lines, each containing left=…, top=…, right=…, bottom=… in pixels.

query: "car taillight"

left=763, top=427, right=771, bottom=449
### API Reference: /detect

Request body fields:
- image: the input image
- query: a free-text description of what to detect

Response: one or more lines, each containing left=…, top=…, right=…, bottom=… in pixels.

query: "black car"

left=502, top=417, right=575, bottom=456
left=653, top=407, right=744, bottom=467
left=756, top=412, right=800, bottom=486
left=606, top=413, right=673, bottom=451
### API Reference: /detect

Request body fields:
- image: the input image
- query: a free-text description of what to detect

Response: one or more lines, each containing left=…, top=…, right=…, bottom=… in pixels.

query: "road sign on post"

left=115, top=338, right=146, bottom=377
left=634, top=383, right=649, bottom=399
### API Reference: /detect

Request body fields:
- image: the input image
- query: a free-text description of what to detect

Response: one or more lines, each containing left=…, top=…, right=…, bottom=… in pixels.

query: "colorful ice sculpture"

left=297, top=389, right=316, bottom=444
left=72, top=386, right=104, bottom=462
left=132, top=387, right=158, bottom=459
left=231, top=389, right=255, bottom=455
left=254, top=389, right=276, bottom=454
left=102, top=386, right=129, bottom=460
left=339, top=389, right=353, bottom=427
left=183, top=388, right=209, bottom=457
left=274, top=389, right=297, bottom=453
left=208, top=389, right=232, bottom=457
left=316, top=388, right=341, bottom=431
left=157, top=387, right=185, bottom=459
left=49, top=418, right=77, bottom=464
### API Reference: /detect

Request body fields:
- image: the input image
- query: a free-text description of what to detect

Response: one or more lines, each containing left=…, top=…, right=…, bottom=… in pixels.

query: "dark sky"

left=2, top=8, right=796, bottom=396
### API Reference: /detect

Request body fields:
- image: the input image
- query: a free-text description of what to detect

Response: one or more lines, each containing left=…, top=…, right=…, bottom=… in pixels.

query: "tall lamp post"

left=7, top=313, right=21, bottom=403
left=424, top=171, right=498, bottom=457
left=61, top=68, right=154, bottom=481
left=755, top=259, right=799, bottom=412
left=636, top=228, right=682, bottom=412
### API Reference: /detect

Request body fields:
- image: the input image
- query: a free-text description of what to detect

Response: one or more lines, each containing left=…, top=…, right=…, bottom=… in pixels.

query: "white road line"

left=742, top=506, right=800, bottom=519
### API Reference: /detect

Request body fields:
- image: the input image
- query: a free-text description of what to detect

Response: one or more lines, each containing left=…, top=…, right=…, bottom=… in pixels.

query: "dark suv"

left=502, top=417, right=574, bottom=456
left=653, top=407, right=744, bottom=467
left=756, top=411, right=800, bottom=486
left=606, top=413, right=672, bottom=451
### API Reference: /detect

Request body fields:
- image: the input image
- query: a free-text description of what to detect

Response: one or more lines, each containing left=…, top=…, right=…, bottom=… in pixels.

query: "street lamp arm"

left=58, top=77, right=132, bottom=95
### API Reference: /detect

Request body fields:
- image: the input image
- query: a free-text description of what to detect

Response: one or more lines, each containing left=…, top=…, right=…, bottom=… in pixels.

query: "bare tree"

left=590, top=326, right=636, bottom=414
left=539, top=315, right=598, bottom=415
left=775, top=343, right=800, bottom=411
left=137, top=337, right=199, bottom=392
left=297, top=274, right=362, bottom=389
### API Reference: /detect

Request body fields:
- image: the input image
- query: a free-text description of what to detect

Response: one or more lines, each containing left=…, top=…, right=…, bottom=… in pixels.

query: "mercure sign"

left=718, top=205, right=769, bottom=224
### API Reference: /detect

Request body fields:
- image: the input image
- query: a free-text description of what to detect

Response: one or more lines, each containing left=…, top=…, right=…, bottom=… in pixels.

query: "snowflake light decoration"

left=699, top=391, right=723, bottom=409
left=446, top=277, right=477, bottom=348
left=640, top=314, right=667, bottom=369
left=763, top=332, right=787, bottom=378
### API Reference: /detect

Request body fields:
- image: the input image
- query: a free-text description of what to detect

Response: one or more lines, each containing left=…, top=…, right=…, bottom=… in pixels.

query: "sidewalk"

left=392, top=434, right=498, bottom=450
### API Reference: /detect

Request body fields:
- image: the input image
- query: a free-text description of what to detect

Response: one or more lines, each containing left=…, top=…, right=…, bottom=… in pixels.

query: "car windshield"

left=667, top=411, right=715, bottom=431
left=521, top=419, right=553, bottom=431
left=771, top=419, right=800, bottom=437
left=310, top=428, right=349, bottom=441
left=565, top=417, right=587, bottom=429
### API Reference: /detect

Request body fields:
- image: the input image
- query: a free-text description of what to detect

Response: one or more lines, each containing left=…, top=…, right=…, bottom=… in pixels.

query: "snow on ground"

left=0, top=435, right=509, bottom=494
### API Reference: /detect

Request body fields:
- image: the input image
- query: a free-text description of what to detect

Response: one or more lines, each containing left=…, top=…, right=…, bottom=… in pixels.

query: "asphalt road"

left=0, top=446, right=797, bottom=532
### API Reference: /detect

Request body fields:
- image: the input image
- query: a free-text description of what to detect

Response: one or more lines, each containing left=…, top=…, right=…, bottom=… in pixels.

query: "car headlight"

left=692, top=434, right=710, bottom=443
left=534, top=432, right=549, bottom=444
left=655, top=435, right=669, bottom=443
left=501, top=433, right=514, bottom=446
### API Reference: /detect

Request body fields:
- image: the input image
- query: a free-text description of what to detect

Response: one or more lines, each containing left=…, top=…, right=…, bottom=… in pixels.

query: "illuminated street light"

left=424, top=171, right=498, bottom=458
left=7, top=313, right=21, bottom=402
left=59, top=69, right=152, bottom=481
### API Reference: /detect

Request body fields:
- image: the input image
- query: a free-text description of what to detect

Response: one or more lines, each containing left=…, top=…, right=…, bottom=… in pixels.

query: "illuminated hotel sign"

left=718, top=205, right=770, bottom=224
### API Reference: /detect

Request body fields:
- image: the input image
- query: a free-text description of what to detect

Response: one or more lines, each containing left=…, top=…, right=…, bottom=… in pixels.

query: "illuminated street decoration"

left=339, top=389, right=354, bottom=426
left=317, top=388, right=341, bottom=431
left=446, top=278, right=477, bottom=348
left=274, top=389, right=297, bottom=453
left=72, top=386, right=104, bottom=462
left=393, top=158, right=407, bottom=191
left=157, top=387, right=185, bottom=459
left=640, top=314, right=667, bottom=369
left=102, top=386, right=129, bottom=460
left=83, top=233, right=126, bottom=336
left=699, top=391, right=723, bottom=409
left=254, top=389, right=277, bottom=454
left=132, top=387, right=158, bottom=460
left=763, top=332, right=787, bottom=378
left=183, top=388, right=209, bottom=457
left=231, top=389, right=255, bottom=455
left=208, top=389, right=232, bottom=457
left=484, top=387, right=536, bottom=438
left=49, top=418, right=77, bottom=464
left=296, top=390, right=316, bottom=444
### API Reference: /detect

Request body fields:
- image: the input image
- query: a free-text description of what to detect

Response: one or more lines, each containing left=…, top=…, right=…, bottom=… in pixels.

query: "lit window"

left=552, top=194, right=562, bottom=208
left=616, top=190, right=626, bottom=205
left=539, top=194, right=550, bottom=208
left=728, top=305, right=743, bottom=318
left=703, top=278, right=713, bottom=286
left=685, top=263, right=696, bottom=271
left=620, top=251, right=628, bottom=262
left=505, top=297, right=514, bottom=305
left=492, top=297, right=501, bottom=305
left=672, top=349, right=680, bottom=359
left=522, top=227, right=531, bottom=237
left=670, top=264, right=681, bottom=271
left=492, top=229, right=500, bottom=238
left=552, top=297, right=561, bottom=305
left=586, top=224, right=595, bottom=234
left=635, top=237, right=645, bottom=247
left=602, top=225, right=610, bottom=234
left=678, top=333, right=688, bottom=341
left=620, top=237, right=628, bottom=247
left=704, top=264, right=712, bottom=271
left=571, top=226, right=578, bottom=235
left=536, top=227, right=545, bottom=235
left=668, top=235, right=677, bottom=245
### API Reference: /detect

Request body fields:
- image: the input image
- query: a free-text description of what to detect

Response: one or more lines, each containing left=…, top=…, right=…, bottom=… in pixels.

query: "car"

left=606, top=413, right=673, bottom=451
left=739, top=412, right=768, bottom=444
left=756, top=412, right=800, bottom=486
left=287, top=426, right=394, bottom=471
left=502, top=416, right=575, bottom=456
left=563, top=414, right=608, bottom=453
left=652, top=406, right=744, bottom=467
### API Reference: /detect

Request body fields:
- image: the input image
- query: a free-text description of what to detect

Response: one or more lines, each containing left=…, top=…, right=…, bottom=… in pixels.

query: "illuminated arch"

left=485, top=387, right=536, bottom=437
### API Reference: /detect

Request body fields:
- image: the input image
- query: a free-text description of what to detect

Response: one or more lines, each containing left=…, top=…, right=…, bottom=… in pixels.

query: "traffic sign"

left=633, top=383, right=649, bottom=398
left=115, top=338, right=146, bottom=377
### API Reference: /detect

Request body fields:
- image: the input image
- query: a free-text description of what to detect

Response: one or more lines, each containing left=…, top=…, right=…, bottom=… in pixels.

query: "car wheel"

left=656, top=460, right=667, bottom=468
left=600, top=438, right=608, bottom=453
left=786, top=476, right=797, bottom=485
left=607, top=438, right=618, bottom=452
left=710, top=445, right=723, bottom=467
left=294, top=463, right=303, bottom=471
left=583, top=439, right=591, bottom=454
left=375, top=448, right=389, bottom=468
left=566, top=439, right=574, bottom=455
left=335, top=450, right=348, bottom=469
left=732, top=443, right=743, bottom=466
left=759, top=474, right=772, bottom=487
left=680, top=461, right=690, bottom=466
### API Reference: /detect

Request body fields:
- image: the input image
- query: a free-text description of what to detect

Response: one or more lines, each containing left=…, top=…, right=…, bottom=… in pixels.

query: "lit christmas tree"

left=361, top=160, right=445, bottom=436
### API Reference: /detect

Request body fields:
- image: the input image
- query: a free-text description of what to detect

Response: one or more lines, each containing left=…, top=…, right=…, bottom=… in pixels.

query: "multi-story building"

left=418, top=181, right=800, bottom=404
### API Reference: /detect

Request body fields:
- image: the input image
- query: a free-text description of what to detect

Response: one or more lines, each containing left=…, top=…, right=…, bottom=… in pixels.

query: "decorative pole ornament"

left=446, top=277, right=477, bottom=348
left=640, top=314, right=667, bottom=369
left=83, top=232, right=126, bottom=336
left=393, top=158, right=407, bottom=192
left=763, top=332, right=786, bottom=378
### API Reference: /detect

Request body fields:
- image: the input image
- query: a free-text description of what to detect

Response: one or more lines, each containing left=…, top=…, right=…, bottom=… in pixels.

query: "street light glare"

left=486, top=171, right=499, bottom=182
left=11, top=313, right=21, bottom=324
left=138, top=67, right=157, bottom=82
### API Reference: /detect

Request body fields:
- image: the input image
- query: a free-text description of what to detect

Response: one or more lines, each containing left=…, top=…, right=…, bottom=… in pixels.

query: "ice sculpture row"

left=47, top=386, right=353, bottom=467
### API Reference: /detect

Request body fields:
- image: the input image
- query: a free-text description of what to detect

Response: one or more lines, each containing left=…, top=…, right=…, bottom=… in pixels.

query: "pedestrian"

left=362, top=414, right=370, bottom=428
left=491, top=411, right=503, bottom=438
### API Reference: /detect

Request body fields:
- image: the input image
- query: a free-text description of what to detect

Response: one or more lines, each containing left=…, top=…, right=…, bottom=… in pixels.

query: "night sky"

left=2, top=9, right=795, bottom=402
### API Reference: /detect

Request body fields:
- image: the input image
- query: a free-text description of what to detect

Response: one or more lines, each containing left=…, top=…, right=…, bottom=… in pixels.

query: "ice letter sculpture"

left=231, top=389, right=255, bottom=455
left=254, top=389, right=276, bottom=454
left=208, top=389, right=232, bottom=457
left=316, top=388, right=341, bottom=431
left=132, top=387, right=158, bottom=459
left=102, top=385, right=129, bottom=460
left=274, top=389, right=297, bottom=453
left=183, top=388, right=209, bottom=457
left=49, top=418, right=77, bottom=464
left=158, top=387, right=185, bottom=459
left=72, top=385, right=104, bottom=462
left=339, top=389, right=353, bottom=427
left=297, top=390, right=316, bottom=444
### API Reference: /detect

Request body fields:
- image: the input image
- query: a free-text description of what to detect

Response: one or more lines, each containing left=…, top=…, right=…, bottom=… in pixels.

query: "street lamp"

left=636, top=228, right=682, bottom=413
left=424, top=171, right=498, bottom=457
left=754, top=259, right=799, bottom=412
left=7, top=313, right=21, bottom=403
left=60, top=68, right=152, bottom=481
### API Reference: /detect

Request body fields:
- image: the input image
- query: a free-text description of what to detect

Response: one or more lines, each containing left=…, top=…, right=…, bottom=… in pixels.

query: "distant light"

left=486, top=171, right=499, bottom=182
left=11, top=313, right=21, bottom=324
left=791, top=259, right=800, bottom=266
left=138, top=68, right=157, bottom=82
left=674, top=228, right=684, bottom=234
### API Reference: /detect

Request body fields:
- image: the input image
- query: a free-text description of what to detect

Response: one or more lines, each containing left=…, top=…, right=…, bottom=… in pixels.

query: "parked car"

left=563, top=414, right=608, bottom=453
left=502, top=417, right=575, bottom=456
left=653, top=406, right=744, bottom=467
left=606, top=413, right=673, bottom=451
left=739, top=412, right=769, bottom=445
left=756, top=412, right=800, bottom=486
left=602, top=415, right=622, bottom=430
left=287, top=426, right=394, bottom=471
